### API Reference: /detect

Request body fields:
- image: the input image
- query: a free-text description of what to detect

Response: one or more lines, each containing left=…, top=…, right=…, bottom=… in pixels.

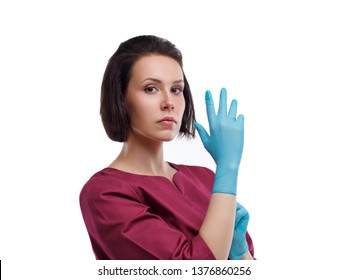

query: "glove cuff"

left=212, top=167, right=238, bottom=195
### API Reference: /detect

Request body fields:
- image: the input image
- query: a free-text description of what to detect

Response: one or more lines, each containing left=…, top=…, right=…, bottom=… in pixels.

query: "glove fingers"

left=237, top=114, right=245, bottom=128
left=235, top=202, right=249, bottom=225
left=238, top=214, right=250, bottom=231
left=228, top=99, right=238, bottom=118
left=218, top=88, right=227, bottom=116
left=194, top=122, right=210, bottom=147
left=205, top=90, right=216, bottom=124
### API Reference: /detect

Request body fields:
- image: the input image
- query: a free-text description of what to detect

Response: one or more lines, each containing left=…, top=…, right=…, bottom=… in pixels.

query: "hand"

left=195, top=88, right=244, bottom=194
left=229, top=202, right=249, bottom=260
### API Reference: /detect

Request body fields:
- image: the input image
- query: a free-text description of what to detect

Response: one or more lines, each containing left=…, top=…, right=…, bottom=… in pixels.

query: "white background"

left=1, top=0, right=347, bottom=279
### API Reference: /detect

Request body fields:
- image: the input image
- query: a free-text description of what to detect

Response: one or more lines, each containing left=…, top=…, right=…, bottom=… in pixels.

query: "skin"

left=109, top=55, right=185, bottom=180
left=109, top=54, right=252, bottom=260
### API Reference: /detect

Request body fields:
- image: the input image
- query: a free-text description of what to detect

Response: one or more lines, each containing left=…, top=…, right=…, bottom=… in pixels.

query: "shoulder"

left=80, top=168, right=140, bottom=203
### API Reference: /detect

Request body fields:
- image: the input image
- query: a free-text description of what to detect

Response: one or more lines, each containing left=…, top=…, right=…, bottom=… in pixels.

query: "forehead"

left=130, top=55, right=183, bottom=81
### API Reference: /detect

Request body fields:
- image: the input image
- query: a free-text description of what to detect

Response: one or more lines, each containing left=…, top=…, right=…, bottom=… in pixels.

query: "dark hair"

left=100, top=35, right=196, bottom=142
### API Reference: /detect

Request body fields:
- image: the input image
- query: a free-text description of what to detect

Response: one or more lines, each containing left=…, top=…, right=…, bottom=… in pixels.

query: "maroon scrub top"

left=80, top=163, right=255, bottom=260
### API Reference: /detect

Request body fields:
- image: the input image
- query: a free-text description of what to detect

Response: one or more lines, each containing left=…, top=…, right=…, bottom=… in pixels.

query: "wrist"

left=213, top=167, right=239, bottom=195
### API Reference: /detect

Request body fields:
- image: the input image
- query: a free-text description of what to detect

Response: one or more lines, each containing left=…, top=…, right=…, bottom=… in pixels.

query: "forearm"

left=199, top=193, right=237, bottom=259
left=195, top=88, right=244, bottom=260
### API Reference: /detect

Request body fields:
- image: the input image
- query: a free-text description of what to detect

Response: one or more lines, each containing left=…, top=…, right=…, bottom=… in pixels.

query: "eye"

left=144, top=86, right=158, bottom=94
left=171, top=87, right=183, bottom=95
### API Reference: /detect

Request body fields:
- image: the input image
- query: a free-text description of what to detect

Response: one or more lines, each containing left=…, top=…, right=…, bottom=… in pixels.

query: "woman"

left=80, top=35, right=255, bottom=260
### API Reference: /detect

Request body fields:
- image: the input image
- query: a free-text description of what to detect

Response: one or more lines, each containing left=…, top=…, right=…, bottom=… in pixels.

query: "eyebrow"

left=140, top=78, right=184, bottom=84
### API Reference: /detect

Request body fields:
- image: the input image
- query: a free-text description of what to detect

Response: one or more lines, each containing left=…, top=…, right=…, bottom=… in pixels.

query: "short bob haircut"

left=100, top=35, right=196, bottom=142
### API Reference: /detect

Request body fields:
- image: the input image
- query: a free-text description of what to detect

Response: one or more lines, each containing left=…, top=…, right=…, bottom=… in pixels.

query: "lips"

left=158, top=116, right=177, bottom=123
left=157, top=116, right=177, bottom=126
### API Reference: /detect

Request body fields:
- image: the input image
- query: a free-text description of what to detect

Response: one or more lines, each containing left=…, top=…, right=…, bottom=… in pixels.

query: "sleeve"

left=80, top=178, right=216, bottom=260
left=246, top=231, right=256, bottom=259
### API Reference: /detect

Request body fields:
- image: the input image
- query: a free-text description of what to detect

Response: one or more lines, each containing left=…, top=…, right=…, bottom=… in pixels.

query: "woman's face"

left=125, top=55, right=186, bottom=143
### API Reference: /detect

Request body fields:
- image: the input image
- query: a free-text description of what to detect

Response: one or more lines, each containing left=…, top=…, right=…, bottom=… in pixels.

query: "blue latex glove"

left=229, top=202, right=249, bottom=260
left=194, top=88, right=244, bottom=195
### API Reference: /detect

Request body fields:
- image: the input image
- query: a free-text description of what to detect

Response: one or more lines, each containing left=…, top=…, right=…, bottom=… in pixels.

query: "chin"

left=156, top=131, right=180, bottom=142
left=161, top=137, right=176, bottom=142
left=158, top=135, right=178, bottom=142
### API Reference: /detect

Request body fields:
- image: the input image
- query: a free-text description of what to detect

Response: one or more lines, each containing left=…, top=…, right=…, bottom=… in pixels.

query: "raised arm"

left=195, top=88, right=244, bottom=259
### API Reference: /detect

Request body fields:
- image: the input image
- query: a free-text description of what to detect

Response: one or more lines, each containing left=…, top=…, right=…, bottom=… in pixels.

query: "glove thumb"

left=194, top=122, right=210, bottom=147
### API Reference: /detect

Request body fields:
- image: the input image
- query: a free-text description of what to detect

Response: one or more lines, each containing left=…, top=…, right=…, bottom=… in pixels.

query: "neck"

left=111, top=131, right=168, bottom=176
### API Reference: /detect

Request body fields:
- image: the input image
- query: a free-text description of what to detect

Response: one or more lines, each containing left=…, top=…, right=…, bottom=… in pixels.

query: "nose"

left=160, top=91, right=175, bottom=111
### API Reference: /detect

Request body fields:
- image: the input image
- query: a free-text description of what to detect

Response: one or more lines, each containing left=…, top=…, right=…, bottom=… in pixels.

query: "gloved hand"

left=194, top=88, right=244, bottom=195
left=229, top=202, right=249, bottom=260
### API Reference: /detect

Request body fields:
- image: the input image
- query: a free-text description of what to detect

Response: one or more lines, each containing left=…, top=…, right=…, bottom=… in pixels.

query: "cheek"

left=177, top=96, right=186, bottom=115
left=127, top=99, right=154, bottom=127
